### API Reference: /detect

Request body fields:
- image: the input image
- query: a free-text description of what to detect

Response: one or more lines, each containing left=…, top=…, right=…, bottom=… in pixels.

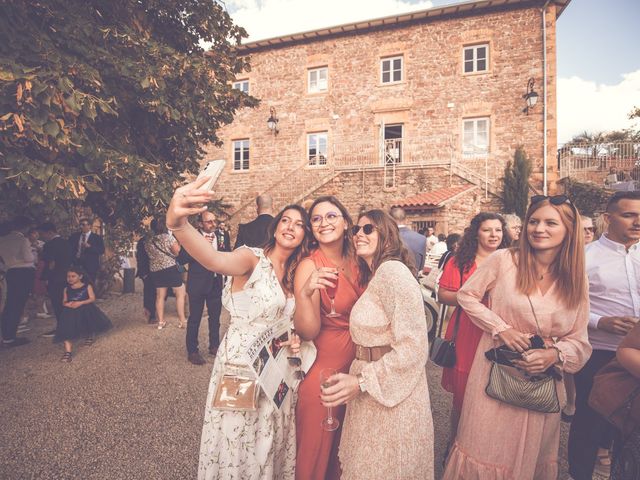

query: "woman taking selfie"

left=319, top=210, right=434, bottom=479
left=439, top=212, right=510, bottom=444
left=443, top=195, right=591, bottom=479
left=294, top=196, right=363, bottom=480
left=166, top=177, right=310, bottom=480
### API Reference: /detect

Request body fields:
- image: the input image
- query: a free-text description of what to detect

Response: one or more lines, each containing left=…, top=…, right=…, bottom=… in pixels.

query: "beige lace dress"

left=338, top=260, right=435, bottom=480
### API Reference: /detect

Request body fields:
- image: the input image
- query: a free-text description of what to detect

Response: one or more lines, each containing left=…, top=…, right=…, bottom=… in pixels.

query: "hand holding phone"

left=196, top=160, right=225, bottom=192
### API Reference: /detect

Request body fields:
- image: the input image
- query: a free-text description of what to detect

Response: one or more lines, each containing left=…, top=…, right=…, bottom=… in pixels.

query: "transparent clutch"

left=212, top=364, right=259, bottom=411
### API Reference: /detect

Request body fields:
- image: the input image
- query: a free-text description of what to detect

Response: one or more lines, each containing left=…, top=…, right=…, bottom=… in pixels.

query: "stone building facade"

left=205, top=0, right=569, bottom=235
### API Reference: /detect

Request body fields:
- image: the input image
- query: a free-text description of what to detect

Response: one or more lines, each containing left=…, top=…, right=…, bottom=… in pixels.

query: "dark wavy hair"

left=307, top=195, right=354, bottom=259
left=454, top=212, right=511, bottom=274
left=356, top=209, right=416, bottom=287
left=67, top=264, right=93, bottom=287
left=262, top=204, right=311, bottom=293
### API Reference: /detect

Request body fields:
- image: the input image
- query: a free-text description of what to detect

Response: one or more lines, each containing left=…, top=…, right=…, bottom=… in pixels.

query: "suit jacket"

left=177, top=235, right=221, bottom=295
left=234, top=214, right=274, bottom=249
left=399, top=227, right=427, bottom=272
left=215, top=229, right=231, bottom=252
left=41, top=236, right=72, bottom=284
left=69, top=231, right=105, bottom=274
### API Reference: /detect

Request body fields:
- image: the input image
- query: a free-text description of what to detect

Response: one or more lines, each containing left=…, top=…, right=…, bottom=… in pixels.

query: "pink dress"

left=443, top=249, right=591, bottom=480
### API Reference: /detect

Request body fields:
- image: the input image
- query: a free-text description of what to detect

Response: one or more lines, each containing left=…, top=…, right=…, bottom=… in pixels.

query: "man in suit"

left=234, top=194, right=274, bottom=248
left=37, top=222, right=72, bottom=337
left=215, top=220, right=232, bottom=252
left=69, top=218, right=104, bottom=281
left=181, top=211, right=223, bottom=365
left=390, top=207, right=427, bottom=272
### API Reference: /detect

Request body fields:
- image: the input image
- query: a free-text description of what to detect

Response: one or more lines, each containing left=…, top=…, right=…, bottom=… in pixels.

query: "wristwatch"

left=357, top=374, right=367, bottom=393
left=551, top=345, right=565, bottom=364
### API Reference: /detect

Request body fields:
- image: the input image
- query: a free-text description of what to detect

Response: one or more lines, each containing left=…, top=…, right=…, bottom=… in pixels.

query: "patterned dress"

left=198, top=248, right=297, bottom=480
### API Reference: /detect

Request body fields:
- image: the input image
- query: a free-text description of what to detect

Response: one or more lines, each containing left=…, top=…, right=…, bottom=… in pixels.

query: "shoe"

left=85, top=337, right=95, bottom=347
left=41, top=329, right=56, bottom=338
left=178, top=322, right=185, bottom=329
left=36, top=312, right=52, bottom=319
left=61, top=351, right=72, bottom=363
left=209, top=346, right=218, bottom=356
left=3, top=337, right=30, bottom=348
left=157, top=322, right=167, bottom=330
left=188, top=352, right=206, bottom=365
left=17, top=325, right=31, bottom=334
left=147, top=318, right=158, bottom=325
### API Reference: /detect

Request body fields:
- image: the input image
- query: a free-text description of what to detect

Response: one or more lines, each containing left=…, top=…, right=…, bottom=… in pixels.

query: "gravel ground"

left=0, top=289, right=595, bottom=479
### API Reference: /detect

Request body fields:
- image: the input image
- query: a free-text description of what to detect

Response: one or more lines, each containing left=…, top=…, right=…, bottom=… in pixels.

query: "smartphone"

left=196, top=160, right=226, bottom=191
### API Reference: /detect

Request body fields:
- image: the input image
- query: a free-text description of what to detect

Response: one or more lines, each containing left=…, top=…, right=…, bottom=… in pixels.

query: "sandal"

left=597, top=451, right=612, bottom=467
left=85, top=337, right=95, bottom=346
left=157, top=321, right=167, bottom=330
left=61, top=352, right=72, bottom=363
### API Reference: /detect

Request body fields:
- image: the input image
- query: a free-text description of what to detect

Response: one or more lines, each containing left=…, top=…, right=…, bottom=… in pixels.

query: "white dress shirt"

left=0, top=231, right=36, bottom=269
left=430, top=241, right=448, bottom=257
left=586, top=234, right=640, bottom=351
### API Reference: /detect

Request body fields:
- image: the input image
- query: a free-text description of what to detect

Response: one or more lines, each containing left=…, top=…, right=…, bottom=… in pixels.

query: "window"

left=381, top=56, right=403, bottom=84
left=233, top=80, right=249, bottom=93
left=383, top=124, right=403, bottom=164
left=308, top=67, right=328, bottom=93
left=233, top=139, right=250, bottom=170
left=462, top=118, right=489, bottom=155
left=308, top=133, right=328, bottom=166
left=463, top=44, right=489, bottom=73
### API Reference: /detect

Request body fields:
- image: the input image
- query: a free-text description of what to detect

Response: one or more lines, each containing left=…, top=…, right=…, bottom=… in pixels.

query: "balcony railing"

left=558, top=142, right=640, bottom=183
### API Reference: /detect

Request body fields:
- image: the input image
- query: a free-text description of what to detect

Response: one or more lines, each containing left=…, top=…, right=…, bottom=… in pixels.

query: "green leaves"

left=0, top=0, right=254, bottom=228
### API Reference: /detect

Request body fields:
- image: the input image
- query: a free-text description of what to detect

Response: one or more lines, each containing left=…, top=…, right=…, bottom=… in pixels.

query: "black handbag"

left=429, top=264, right=463, bottom=368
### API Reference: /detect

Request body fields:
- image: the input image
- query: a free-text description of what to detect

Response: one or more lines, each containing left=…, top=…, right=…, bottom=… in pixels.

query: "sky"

left=223, top=0, right=640, bottom=144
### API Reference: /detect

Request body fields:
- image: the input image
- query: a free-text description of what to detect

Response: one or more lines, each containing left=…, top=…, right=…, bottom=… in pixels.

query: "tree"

left=502, top=146, right=532, bottom=219
left=0, top=0, right=257, bottom=228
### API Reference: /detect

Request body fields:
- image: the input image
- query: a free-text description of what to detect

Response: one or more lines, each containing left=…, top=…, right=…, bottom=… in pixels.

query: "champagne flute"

left=324, top=271, right=340, bottom=318
left=320, top=368, right=340, bottom=431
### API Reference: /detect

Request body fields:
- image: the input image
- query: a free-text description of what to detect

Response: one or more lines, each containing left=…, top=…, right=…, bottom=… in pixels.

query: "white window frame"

left=307, top=132, right=328, bottom=167
left=463, top=44, right=489, bottom=74
left=233, top=139, right=250, bottom=171
left=233, top=80, right=249, bottom=93
left=308, top=67, right=328, bottom=93
left=380, top=55, right=403, bottom=84
left=462, top=118, right=490, bottom=156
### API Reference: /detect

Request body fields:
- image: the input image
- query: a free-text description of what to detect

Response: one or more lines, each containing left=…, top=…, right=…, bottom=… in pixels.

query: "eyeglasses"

left=310, top=211, right=342, bottom=227
left=352, top=224, right=376, bottom=235
left=530, top=195, right=573, bottom=207
left=584, top=227, right=595, bottom=233
left=80, top=223, right=90, bottom=226
left=287, top=356, right=305, bottom=380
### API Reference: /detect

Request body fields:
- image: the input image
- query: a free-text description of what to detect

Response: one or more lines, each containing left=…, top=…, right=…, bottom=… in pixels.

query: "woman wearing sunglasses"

left=443, top=195, right=591, bottom=479
left=319, top=210, right=434, bottom=479
left=294, top=196, right=364, bottom=480
left=165, top=177, right=311, bottom=480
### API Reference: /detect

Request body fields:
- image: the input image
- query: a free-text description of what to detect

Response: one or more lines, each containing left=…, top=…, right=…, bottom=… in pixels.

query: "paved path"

left=0, top=291, right=593, bottom=479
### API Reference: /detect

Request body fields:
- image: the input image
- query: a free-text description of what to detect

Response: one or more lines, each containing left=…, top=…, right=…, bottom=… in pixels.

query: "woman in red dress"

left=438, top=212, right=510, bottom=444
left=294, top=196, right=363, bottom=480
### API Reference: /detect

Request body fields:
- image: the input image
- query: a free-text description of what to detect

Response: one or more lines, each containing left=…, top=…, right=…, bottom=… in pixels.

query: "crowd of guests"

left=0, top=217, right=109, bottom=355
left=162, top=169, right=640, bottom=480
left=3, top=184, right=639, bottom=479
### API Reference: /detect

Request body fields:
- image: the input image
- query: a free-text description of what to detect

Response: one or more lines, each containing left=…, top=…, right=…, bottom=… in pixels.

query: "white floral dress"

left=198, top=247, right=296, bottom=480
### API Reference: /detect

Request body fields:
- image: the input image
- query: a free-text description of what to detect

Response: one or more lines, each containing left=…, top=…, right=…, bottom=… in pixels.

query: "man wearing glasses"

left=69, top=218, right=105, bottom=282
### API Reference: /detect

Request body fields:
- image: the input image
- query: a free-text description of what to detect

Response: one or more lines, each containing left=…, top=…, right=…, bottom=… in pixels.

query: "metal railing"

left=558, top=142, right=640, bottom=182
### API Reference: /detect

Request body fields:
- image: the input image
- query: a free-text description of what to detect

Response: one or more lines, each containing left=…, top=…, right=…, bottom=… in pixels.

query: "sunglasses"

left=584, top=227, right=595, bottom=233
left=352, top=224, right=376, bottom=236
left=530, top=195, right=573, bottom=207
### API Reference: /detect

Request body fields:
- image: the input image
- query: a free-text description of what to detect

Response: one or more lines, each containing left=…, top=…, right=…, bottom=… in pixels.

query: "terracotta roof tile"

left=392, top=185, right=476, bottom=208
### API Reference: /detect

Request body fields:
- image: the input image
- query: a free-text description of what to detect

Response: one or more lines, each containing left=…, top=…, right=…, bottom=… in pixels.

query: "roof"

left=237, top=0, right=571, bottom=53
left=392, top=185, right=477, bottom=209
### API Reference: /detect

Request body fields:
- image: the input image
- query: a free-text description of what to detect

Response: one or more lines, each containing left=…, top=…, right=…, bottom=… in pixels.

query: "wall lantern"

left=267, top=107, right=279, bottom=135
left=523, top=78, right=539, bottom=115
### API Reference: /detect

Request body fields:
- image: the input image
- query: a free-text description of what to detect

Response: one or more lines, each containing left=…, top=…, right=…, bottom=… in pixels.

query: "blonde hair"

left=511, top=198, right=587, bottom=309
left=594, top=214, right=608, bottom=239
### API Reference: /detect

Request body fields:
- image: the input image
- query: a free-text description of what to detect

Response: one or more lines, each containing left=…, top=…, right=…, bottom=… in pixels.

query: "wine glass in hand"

left=325, top=272, right=340, bottom=318
left=320, top=368, right=340, bottom=431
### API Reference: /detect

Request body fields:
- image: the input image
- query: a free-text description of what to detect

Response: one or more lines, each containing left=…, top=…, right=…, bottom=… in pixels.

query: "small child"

left=54, top=265, right=112, bottom=362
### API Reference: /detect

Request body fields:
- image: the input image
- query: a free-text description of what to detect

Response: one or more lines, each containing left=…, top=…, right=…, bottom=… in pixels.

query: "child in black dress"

left=55, top=265, right=112, bottom=362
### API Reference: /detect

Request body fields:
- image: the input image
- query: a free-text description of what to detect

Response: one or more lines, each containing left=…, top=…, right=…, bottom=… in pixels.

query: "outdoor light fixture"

left=523, top=78, right=539, bottom=115
left=267, top=107, right=279, bottom=135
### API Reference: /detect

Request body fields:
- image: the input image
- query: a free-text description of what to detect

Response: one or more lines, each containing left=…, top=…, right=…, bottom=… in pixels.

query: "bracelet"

left=550, top=345, right=564, bottom=364
left=166, top=222, right=188, bottom=233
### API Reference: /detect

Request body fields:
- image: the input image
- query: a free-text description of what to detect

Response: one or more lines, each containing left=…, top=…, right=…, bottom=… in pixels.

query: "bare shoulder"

left=294, top=257, right=316, bottom=280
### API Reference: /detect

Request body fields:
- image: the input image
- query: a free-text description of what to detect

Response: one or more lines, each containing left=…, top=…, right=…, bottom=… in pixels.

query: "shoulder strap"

left=526, top=295, right=543, bottom=336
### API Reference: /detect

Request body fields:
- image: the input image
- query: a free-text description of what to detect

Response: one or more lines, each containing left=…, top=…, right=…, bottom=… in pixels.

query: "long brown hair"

left=356, top=209, right=416, bottom=287
left=307, top=195, right=355, bottom=259
left=263, top=205, right=311, bottom=293
left=455, top=212, right=511, bottom=274
left=512, top=198, right=586, bottom=309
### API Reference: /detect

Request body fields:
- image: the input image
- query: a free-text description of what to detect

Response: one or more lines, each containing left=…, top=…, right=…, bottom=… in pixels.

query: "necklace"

left=536, top=267, right=551, bottom=280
